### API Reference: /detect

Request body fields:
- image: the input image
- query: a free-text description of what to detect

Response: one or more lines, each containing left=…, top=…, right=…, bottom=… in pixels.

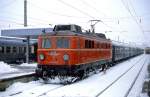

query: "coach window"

left=0, top=46, right=4, bottom=53
left=6, top=46, right=11, bottom=53
left=107, top=44, right=109, bottom=49
left=87, top=40, right=91, bottom=48
left=24, top=47, right=26, bottom=53
left=99, top=43, right=101, bottom=49
left=77, top=39, right=81, bottom=48
left=91, top=41, right=94, bottom=48
left=42, top=38, right=51, bottom=48
left=89, top=40, right=92, bottom=48
left=105, top=43, right=107, bottom=49
left=13, top=47, right=17, bottom=53
left=101, top=43, right=103, bottom=49
left=57, top=37, right=69, bottom=48
left=106, top=44, right=108, bottom=49
left=19, top=47, right=22, bottom=53
left=96, top=43, right=99, bottom=48
left=85, top=40, right=88, bottom=48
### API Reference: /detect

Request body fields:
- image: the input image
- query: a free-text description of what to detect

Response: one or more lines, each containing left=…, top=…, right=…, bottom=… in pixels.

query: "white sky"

left=0, top=0, right=150, bottom=47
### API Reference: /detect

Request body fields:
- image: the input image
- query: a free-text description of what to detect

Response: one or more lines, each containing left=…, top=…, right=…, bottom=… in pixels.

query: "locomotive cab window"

left=42, top=38, right=51, bottom=48
left=57, top=37, right=69, bottom=48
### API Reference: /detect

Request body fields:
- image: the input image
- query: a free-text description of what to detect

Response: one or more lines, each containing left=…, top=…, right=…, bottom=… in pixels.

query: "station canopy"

left=1, top=27, right=53, bottom=39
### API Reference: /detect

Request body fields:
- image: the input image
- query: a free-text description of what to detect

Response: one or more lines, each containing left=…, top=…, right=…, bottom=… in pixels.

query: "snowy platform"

left=0, top=71, right=35, bottom=81
left=0, top=62, right=36, bottom=91
left=0, top=62, right=37, bottom=80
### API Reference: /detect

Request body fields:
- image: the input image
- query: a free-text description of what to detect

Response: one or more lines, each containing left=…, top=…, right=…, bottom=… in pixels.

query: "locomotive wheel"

left=79, top=70, right=87, bottom=79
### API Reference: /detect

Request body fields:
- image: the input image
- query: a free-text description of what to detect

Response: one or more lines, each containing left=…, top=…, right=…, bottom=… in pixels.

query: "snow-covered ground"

left=19, top=63, right=37, bottom=67
left=0, top=62, right=37, bottom=74
left=0, top=62, right=36, bottom=80
left=0, top=54, right=149, bottom=97
left=0, top=80, right=62, bottom=97
left=0, top=62, right=18, bottom=74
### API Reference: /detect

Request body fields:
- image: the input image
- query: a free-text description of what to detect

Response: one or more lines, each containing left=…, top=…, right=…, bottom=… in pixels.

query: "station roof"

left=1, top=27, right=53, bottom=39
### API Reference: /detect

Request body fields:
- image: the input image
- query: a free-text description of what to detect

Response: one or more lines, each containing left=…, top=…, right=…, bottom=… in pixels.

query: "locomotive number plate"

left=49, top=51, right=58, bottom=56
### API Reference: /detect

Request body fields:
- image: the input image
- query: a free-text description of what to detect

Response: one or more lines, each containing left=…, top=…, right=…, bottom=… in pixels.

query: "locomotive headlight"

left=63, top=54, right=69, bottom=61
left=39, top=54, right=45, bottom=60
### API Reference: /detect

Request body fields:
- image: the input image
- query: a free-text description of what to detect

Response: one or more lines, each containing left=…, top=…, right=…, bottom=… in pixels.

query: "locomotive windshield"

left=42, top=38, right=51, bottom=48
left=57, top=37, right=69, bottom=48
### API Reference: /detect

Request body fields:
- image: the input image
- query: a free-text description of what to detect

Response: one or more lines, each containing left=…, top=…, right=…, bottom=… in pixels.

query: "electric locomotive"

left=36, top=24, right=112, bottom=79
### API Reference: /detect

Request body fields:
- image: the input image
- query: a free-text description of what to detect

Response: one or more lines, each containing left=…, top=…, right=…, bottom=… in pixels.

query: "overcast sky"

left=0, top=0, right=150, bottom=47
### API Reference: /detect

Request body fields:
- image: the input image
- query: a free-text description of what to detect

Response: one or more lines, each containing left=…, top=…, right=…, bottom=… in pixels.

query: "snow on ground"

left=0, top=81, right=41, bottom=97
left=0, top=62, right=18, bottom=74
left=0, top=80, right=62, bottom=97
left=0, top=62, right=36, bottom=80
left=19, top=63, right=37, bottom=67
left=0, top=54, right=149, bottom=97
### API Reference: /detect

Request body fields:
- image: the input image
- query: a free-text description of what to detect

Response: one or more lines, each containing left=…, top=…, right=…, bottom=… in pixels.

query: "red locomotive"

left=36, top=24, right=112, bottom=79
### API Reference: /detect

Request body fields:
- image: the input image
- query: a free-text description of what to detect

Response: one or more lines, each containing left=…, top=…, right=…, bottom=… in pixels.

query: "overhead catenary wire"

left=128, top=0, right=141, bottom=23
left=0, top=14, right=49, bottom=26
left=0, top=18, right=41, bottom=27
left=121, top=0, right=147, bottom=42
left=57, top=0, right=118, bottom=30
left=57, top=0, right=95, bottom=19
left=28, top=1, right=90, bottom=19
left=28, top=0, right=116, bottom=30
left=0, top=0, right=51, bottom=25
left=80, top=0, right=107, bottom=17
left=79, top=0, right=139, bottom=40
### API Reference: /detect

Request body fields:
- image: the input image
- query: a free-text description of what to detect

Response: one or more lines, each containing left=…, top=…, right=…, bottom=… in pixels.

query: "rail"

left=0, top=72, right=35, bottom=91
left=95, top=56, right=145, bottom=97
left=124, top=57, right=147, bottom=97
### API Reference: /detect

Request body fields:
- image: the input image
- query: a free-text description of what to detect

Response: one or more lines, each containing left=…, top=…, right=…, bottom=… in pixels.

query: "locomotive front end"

left=36, top=34, right=79, bottom=78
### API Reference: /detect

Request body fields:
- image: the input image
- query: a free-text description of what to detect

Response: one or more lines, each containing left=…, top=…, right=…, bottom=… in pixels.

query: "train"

left=145, top=47, right=150, bottom=54
left=0, top=37, right=37, bottom=63
left=36, top=24, right=143, bottom=79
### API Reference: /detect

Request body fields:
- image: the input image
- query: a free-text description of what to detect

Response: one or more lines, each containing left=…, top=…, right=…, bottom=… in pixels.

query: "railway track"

left=124, top=57, right=148, bottom=97
left=4, top=83, right=64, bottom=97
left=95, top=55, right=147, bottom=97
left=0, top=72, right=35, bottom=91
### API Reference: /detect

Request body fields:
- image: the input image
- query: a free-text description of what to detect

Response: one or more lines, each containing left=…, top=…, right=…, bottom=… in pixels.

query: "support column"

left=24, top=0, right=27, bottom=27
left=26, top=36, right=30, bottom=63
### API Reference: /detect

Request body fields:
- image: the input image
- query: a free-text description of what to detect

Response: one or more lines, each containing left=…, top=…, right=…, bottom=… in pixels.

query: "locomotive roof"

left=40, top=31, right=110, bottom=42
left=40, top=24, right=110, bottom=43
